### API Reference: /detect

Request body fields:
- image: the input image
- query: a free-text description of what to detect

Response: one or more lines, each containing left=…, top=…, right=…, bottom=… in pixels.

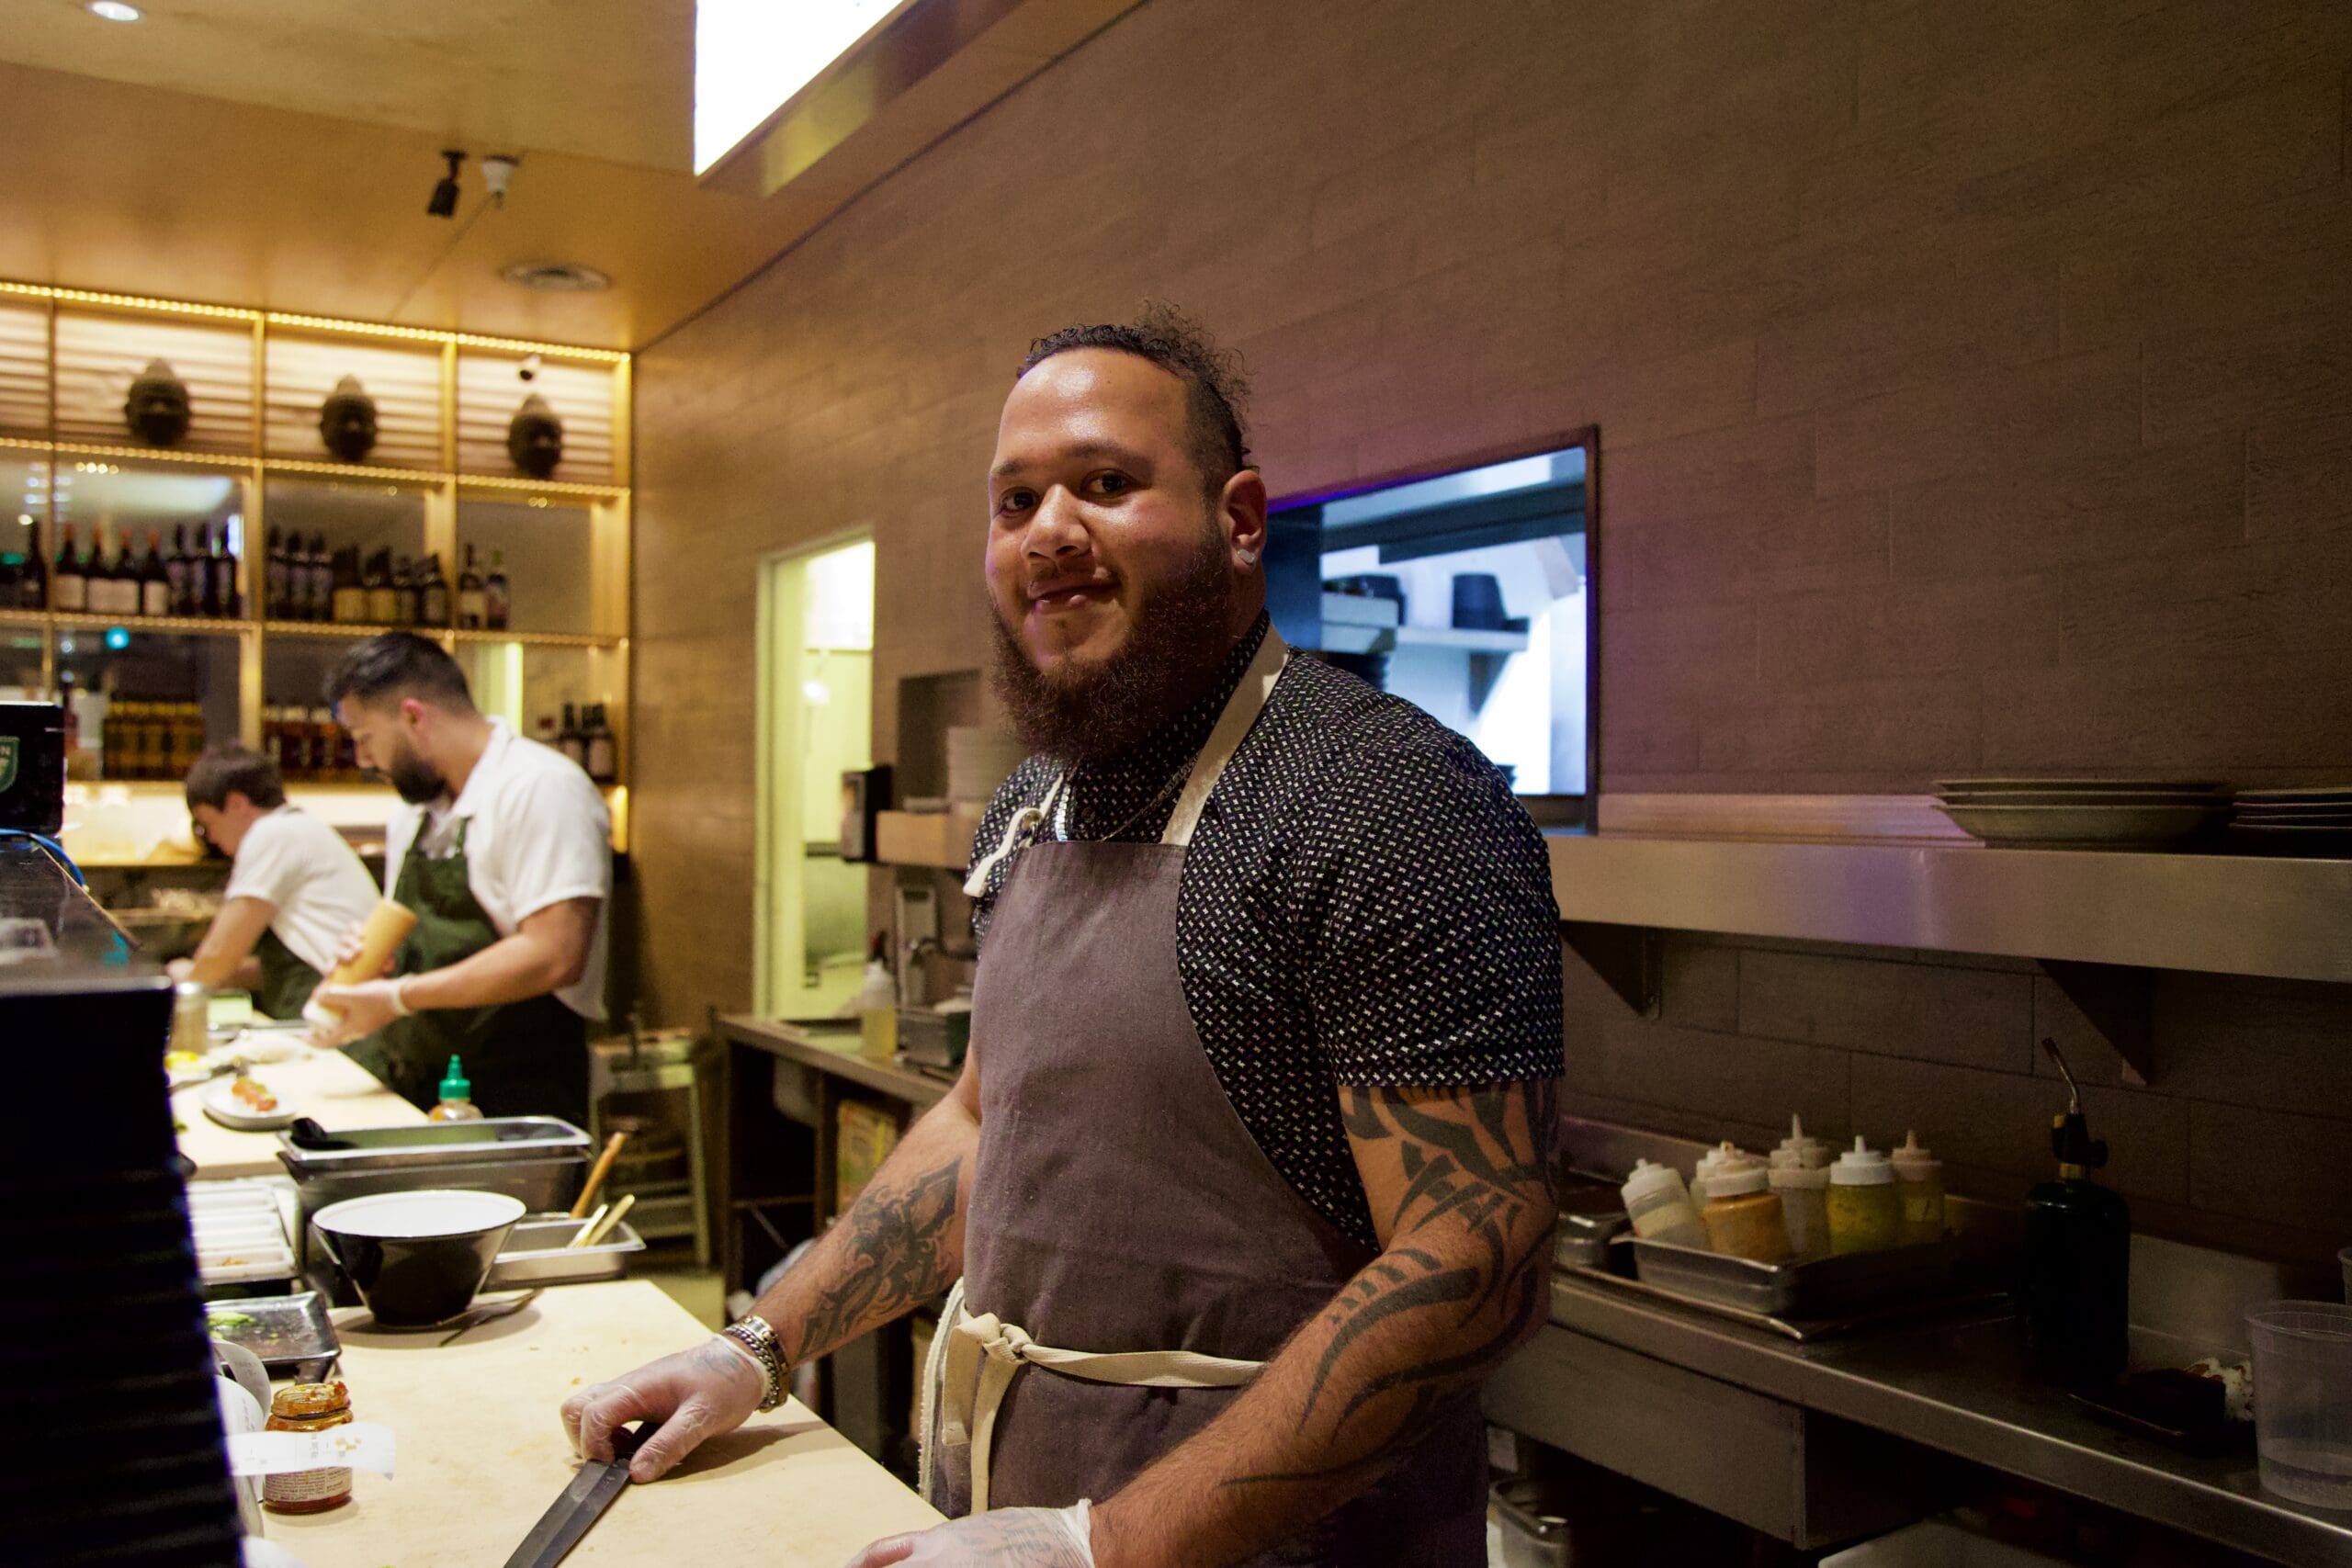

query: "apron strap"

left=934, top=1298, right=1263, bottom=1514
left=958, top=626, right=1288, bottom=894
left=1161, top=628, right=1288, bottom=849
left=960, top=774, right=1069, bottom=899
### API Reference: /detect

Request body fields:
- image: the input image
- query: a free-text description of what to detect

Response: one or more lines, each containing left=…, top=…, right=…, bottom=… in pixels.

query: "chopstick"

left=568, top=1202, right=610, bottom=1248
left=582, top=1192, right=635, bottom=1248
left=569, top=1131, right=629, bottom=1219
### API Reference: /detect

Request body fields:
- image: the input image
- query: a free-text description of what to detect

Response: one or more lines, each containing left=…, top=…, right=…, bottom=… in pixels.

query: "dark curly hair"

left=1019, top=302, right=1252, bottom=500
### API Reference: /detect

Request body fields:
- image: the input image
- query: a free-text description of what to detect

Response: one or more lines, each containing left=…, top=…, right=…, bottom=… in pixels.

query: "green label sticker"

left=0, top=736, right=17, bottom=792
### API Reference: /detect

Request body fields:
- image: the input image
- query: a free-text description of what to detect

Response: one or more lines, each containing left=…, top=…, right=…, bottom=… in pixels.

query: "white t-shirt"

left=382, top=718, right=612, bottom=1019
left=223, top=806, right=382, bottom=977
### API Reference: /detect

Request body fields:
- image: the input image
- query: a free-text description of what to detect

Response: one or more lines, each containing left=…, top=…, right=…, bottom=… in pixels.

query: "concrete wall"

left=632, top=0, right=2352, bottom=1260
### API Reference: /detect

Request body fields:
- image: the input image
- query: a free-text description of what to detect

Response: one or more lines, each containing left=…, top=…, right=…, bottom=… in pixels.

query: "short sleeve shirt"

left=970, top=615, right=1563, bottom=1250
left=384, top=719, right=612, bottom=1019
left=223, top=806, right=381, bottom=976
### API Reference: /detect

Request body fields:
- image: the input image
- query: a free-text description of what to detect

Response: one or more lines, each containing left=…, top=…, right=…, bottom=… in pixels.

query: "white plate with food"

left=201, top=1076, right=296, bottom=1131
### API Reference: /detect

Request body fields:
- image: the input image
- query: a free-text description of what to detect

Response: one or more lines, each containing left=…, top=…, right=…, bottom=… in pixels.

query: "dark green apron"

left=252, top=926, right=322, bottom=1021
left=347, top=818, right=589, bottom=1128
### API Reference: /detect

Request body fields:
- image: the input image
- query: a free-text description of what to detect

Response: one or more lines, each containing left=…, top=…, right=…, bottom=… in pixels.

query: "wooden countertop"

left=268, top=1280, right=940, bottom=1566
left=174, top=1043, right=424, bottom=1180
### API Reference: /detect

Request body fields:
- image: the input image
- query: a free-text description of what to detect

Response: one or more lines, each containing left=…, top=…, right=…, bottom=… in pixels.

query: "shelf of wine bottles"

left=262, top=705, right=362, bottom=784
left=96, top=699, right=210, bottom=782
left=8, top=519, right=246, bottom=620
left=538, top=701, right=621, bottom=787
left=263, top=532, right=514, bottom=631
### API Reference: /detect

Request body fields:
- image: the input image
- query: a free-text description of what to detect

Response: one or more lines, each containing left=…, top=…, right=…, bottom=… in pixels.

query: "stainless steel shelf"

left=1547, top=832, right=2352, bottom=986
left=1503, top=1275, right=2352, bottom=1567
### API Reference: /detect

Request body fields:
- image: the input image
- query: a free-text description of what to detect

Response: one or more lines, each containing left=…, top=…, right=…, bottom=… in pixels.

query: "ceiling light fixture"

left=481, top=154, right=520, bottom=208
left=426, top=150, right=466, bottom=219
left=87, top=1, right=143, bottom=21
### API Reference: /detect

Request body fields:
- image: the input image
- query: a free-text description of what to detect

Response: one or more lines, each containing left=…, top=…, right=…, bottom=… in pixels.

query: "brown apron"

left=926, top=631, right=1487, bottom=1566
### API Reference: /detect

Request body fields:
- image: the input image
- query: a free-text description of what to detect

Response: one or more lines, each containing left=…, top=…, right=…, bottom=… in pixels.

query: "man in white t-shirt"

left=175, top=745, right=380, bottom=1020
left=308, top=632, right=610, bottom=1126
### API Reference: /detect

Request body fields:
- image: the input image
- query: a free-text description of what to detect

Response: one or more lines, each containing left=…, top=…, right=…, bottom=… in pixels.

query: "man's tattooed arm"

left=758, top=1056, right=983, bottom=1369
left=1087, top=1076, right=1560, bottom=1568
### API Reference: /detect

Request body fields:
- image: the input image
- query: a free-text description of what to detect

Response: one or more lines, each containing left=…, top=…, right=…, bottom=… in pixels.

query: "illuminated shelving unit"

left=0, top=282, right=632, bottom=863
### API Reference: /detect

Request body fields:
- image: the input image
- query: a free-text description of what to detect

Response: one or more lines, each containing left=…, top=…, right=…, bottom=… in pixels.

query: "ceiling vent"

left=500, top=263, right=612, bottom=293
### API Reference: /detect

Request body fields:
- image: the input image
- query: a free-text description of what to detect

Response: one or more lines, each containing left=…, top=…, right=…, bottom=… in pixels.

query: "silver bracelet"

left=720, top=1314, right=787, bottom=1412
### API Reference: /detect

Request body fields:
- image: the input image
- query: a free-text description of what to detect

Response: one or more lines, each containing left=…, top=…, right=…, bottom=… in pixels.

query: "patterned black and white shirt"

left=970, top=613, right=1564, bottom=1251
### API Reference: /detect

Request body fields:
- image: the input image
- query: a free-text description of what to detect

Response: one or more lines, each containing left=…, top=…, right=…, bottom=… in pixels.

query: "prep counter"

left=266, top=1278, right=940, bottom=1566
left=174, top=1043, right=425, bottom=1180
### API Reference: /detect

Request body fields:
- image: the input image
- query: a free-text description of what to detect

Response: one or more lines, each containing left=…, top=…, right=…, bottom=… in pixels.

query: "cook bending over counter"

left=305, top=632, right=611, bottom=1129
left=173, top=743, right=379, bottom=1021
left=565, top=309, right=1565, bottom=1567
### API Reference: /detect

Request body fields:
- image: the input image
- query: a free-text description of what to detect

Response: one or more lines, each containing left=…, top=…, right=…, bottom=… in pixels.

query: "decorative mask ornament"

left=506, top=392, right=563, bottom=479
left=124, top=358, right=192, bottom=447
left=318, top=375, right=379, bottom=463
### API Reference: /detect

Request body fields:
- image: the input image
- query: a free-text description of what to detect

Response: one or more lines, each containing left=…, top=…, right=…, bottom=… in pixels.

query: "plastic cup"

left=2246, top=1301, right=2352, bottom=1509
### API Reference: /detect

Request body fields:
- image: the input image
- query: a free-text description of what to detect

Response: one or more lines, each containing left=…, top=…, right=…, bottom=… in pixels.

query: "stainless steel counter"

left=1525, top=1272, right=2352, bottom=1566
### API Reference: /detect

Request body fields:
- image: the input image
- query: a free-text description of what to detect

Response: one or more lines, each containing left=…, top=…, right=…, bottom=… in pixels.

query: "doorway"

left=754, top=536, right=875, bottom=1019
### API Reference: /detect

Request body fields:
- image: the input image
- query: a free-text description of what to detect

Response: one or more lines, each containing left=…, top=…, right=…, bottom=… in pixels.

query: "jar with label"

left=1620, top=1158, right=1707, bottom=1249
left=1699, top=1163, right=1792, bottom=1263
left=1891, top=1130, right=1946, bottom=1246
left=1770, top=1162, right=1833, bottom=1261
left=1826, top=1136, right=1900, bottom=1256
left=263, top=1380, right=355, bottom=1513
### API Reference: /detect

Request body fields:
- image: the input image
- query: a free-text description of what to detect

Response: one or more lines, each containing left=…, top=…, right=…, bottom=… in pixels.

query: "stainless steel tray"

left=203, top=1290, right=338, bottom=1381
left=1629, top=1234, right=1957, bottom=1318
left=277, top=1117, right=590, bottom=1219
left=483, top=1214, right=647, bottom=1289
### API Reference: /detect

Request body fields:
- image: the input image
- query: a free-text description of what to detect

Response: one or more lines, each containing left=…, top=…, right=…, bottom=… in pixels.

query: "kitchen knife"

left=501, top=1422, right=649, bottom=1568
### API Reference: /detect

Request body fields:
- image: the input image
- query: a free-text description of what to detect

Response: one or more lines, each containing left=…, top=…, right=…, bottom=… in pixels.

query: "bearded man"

left=566, top=307, right=1563, bottom=1567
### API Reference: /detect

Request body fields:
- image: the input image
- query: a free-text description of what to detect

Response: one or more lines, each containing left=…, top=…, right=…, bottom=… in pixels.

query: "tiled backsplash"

left=1560, top=931, right=2352, bottom=1269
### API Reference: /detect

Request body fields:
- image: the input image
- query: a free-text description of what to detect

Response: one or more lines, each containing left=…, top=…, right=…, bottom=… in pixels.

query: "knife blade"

left=502, top=1422, right=649, bottom=1568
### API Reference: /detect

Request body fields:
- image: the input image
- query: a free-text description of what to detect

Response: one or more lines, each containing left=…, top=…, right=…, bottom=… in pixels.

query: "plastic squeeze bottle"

left=1891, top=1130, right=1946, bottom=1245
left=1770, top=1162, right=1833, bottom=1260
left=1826, top=1136, right=1900, bottom=1255
left=1692, top=1141, right=1759, bottom=1198
left=1620, top=1159, right=1707, bottom=1249
left=1699, top=1162, right=1792, bottom=1263
left=426, top=1055, right=483, bottom=1121
left=1770, top=1114, right=1834, bottom=1170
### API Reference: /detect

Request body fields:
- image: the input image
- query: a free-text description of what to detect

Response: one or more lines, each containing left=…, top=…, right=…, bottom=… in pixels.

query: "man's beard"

left=381, top=739, right=448, bottom=806
left=989, top=525, right=1237, bottom=766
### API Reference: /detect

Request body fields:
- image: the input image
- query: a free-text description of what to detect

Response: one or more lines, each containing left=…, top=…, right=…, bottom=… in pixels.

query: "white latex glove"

left=843, top=1501, right=1093, bottom=1568
left=560, top=1337, right=764, bottom=1482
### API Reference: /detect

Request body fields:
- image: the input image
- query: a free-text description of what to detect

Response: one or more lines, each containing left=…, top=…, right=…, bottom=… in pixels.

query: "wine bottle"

left=51, top=524, right=85, bottom=614
left=141, top=529, right=171, bottom=617
left=457, top=543, right=485, bottom=630
left=162, top=523, right=188, bottom=615
left=420, top=552, right=451, bottom=626
left=94, top=523, right=128, bottom=616
left=583, top=703, right=616, bottom=784
left=212, top=524, right=241, bottom=618
left=17, top=526, right=44, bottom=610
left=304, top=532, right=330, bottom=621
left=556, top=702, right=587, bottom=769
left=484, top=546, right=510, bottom=631
left=392, top=554, right=420, bottom=626
left=331, top=547, right=366, bottom=624
left=264, top=525, right=286, bottom=619
left=364, top=548, right=397, bottom=625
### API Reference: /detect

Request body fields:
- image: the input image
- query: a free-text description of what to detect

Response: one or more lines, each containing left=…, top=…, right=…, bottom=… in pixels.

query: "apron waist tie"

left=931, top=1289, right=1263, bottom=1514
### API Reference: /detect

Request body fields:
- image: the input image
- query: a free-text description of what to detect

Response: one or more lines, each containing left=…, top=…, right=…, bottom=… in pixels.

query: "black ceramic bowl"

left=311, top=1190, right=526, bottom=1329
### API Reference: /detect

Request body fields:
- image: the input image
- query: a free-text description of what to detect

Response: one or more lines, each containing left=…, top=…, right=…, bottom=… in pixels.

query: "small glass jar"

left=264, top=1380, right=355, bottom=1514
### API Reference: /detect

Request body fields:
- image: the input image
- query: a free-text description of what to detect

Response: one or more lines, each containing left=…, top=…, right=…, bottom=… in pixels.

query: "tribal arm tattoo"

left=757, top=1064, right=983, bottom=1370
left=1088, top=1076, right=1560, bottom=1568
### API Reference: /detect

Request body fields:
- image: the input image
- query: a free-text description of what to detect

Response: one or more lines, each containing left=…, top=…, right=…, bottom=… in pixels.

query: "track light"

left=427, top=150, right=466, bottom=219
left=481, top=154, right=519, bottom=209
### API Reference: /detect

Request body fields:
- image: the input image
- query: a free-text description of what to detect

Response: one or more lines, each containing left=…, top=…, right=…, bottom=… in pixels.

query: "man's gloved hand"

left=842, top=1502, right=1094, bottom=1568
left=560, top=1337, right=765, bottom=1483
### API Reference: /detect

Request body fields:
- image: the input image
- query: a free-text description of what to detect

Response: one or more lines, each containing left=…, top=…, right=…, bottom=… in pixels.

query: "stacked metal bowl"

left=1931, top=779, right=2229, bottom=849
